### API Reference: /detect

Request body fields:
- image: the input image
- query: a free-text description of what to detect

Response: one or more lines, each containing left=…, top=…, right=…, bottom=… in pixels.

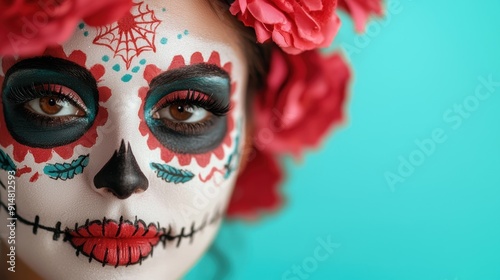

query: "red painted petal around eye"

left=168, top=55, right=186, bottom=71
left=68, top=50, right=87, bottom=67
left=208, top=52, right=221, bottom=66
left=144, top=64, right=162, bottom=84
left=99, top=86, right=112, bottom=103
left=190, top=52, right=204, bottom=64
left=139, top=51, right=235, bottom=168
left=91, top=64, right=105, bottom=81
left=0, top=47, right=109, bottom=164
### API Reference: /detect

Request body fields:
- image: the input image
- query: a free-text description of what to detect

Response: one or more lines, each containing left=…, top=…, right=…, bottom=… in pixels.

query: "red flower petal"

left=226, top=147, right=284, bottom=219
left=253, top=47, right=351, bottom=158
left=230, top=0, right=340, bottom=54
left=0, top=0, right=133, bottom=56
left=338, top=0, right=384, bottom=32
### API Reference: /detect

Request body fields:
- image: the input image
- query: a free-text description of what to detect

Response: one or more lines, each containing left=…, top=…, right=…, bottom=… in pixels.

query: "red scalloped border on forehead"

left=0, top=46, right=110, bottom=163
left=139, top=51, right=235, bottom=167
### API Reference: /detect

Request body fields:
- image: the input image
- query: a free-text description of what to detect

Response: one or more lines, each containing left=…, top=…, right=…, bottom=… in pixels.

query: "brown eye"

left=153, top=102, right=209, bottom=123
left=27, top=95, right=85, bottom=117
left=39, top=96, right=63, bottom=115
left=169, top=103, right=194, bottom=121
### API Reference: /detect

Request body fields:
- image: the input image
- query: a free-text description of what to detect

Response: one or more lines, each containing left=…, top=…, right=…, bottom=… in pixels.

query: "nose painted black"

left=93, top=140, right=149, bottom=199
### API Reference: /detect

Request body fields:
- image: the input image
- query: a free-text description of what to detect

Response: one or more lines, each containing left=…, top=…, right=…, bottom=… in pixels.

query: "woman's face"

left=0, top=0, right=247, bottom=279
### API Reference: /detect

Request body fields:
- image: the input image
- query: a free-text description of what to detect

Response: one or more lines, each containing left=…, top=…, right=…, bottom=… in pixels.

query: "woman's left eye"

left=26, top=95, right=85, bottom=117
left=153, top=101, right=210, bottom=123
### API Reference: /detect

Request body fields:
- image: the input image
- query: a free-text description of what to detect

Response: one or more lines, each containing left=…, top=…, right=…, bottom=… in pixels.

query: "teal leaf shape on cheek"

left=43, top=154, right=89, bottom=180
left=224, top=132, right=241, bottom=180
left=150, top=162, right=194, bottom=184
left=0, top=149, right=17, bottom=172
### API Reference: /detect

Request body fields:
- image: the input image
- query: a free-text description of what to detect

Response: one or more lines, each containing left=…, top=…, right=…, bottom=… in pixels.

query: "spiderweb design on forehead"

left=93, top=1, right=162, bottom=70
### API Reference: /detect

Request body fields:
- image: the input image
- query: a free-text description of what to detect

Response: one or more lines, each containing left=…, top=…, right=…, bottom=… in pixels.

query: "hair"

left=203, top=2, right=272, bottom=277
left=208, top=0, right=272, bottom=95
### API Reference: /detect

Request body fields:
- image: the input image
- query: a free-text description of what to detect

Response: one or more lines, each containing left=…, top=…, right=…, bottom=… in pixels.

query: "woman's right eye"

left=21, top=84, right=87, bottom=118
left=26, top=95, right=85, bottom=117
left=1, top=56, right=100, bottom=148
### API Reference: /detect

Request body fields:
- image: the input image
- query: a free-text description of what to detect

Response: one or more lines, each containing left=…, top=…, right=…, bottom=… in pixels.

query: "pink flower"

left=230, top=0, right=341, bottom=54
left=338, top=0, right=383, bottom=32
left=0, top=0, right=133, bottom=56
left=253, top=48, right=350, bottom=157
left=226, top=147, right=283, bottom=219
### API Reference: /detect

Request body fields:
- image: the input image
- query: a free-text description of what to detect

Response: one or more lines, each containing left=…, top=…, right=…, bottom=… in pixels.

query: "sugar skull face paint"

left=0, top=0, right=248, bottom=279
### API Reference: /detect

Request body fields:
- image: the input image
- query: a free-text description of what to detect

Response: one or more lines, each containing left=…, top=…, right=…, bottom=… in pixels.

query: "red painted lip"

left=67, top=218, right=161, bottom=266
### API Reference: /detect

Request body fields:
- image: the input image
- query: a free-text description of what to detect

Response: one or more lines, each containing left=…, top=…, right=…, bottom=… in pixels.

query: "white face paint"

left=0, top=0, right=248, bottom=279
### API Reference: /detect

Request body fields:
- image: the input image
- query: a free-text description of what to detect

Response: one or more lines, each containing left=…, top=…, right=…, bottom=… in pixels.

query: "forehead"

left=57, top=0, right=245, bottom=74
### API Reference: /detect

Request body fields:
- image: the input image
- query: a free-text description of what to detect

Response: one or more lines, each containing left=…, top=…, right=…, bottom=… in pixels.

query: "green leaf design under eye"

left=150, top=162, right=194, bottom=184
left=43, top=154, right=89, bottom=180
left=0, top=149, right=16, bottom=172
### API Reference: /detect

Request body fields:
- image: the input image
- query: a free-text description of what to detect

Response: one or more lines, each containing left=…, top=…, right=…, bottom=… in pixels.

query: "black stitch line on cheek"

left=32, top=215, right=40, bottom=234
left=0, top=180, right=224, bottom=266
left=53, top=221, right=62, bottom=241
left=176, top=228, right=185, bottom=247
left=189, top=222, right=196, bottom=244
left=0, top=190, right=66, bottom=239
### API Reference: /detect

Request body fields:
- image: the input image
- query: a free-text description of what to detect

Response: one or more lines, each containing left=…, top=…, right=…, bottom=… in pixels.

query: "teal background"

left=187, top=1, right=500, bottom=279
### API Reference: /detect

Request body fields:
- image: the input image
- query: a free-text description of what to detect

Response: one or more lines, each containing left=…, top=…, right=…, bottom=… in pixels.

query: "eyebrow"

left=147, top=63, right=231, bottom=105
left=3, top=56, right=98, bottom=91
left=149, top=63, right=230, bottom=89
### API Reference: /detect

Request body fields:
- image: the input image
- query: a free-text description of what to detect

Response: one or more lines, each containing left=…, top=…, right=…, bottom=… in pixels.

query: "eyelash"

left=8, top=83, right=85, bottom=108
left=152, top=89, right=230, bottom=134
left=154, top=89, right=230, bottom=117
left=8, top=83, right=86, bottom=125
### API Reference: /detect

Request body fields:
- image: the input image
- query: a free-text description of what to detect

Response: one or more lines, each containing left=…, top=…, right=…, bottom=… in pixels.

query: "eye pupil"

left=40, top=96, right=63, bottom=115
left=169, top=103, right=193, bottom=121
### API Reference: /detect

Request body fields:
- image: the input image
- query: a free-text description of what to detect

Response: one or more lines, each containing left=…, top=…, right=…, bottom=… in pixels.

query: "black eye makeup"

left=1, top=56, right=99, bottom=148
left=144, top=63, right=231, bottom=154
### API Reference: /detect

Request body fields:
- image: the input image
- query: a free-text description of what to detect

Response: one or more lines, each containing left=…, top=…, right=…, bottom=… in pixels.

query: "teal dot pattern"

left=131, top=66, right=140, bottom=73
left=100, top=56, right=147, bottom=83
left=177, top=30, right=189, bottom=40
left=78, top=22, right=89, bottom=37
left=121, top=74, right=133, bottom=83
